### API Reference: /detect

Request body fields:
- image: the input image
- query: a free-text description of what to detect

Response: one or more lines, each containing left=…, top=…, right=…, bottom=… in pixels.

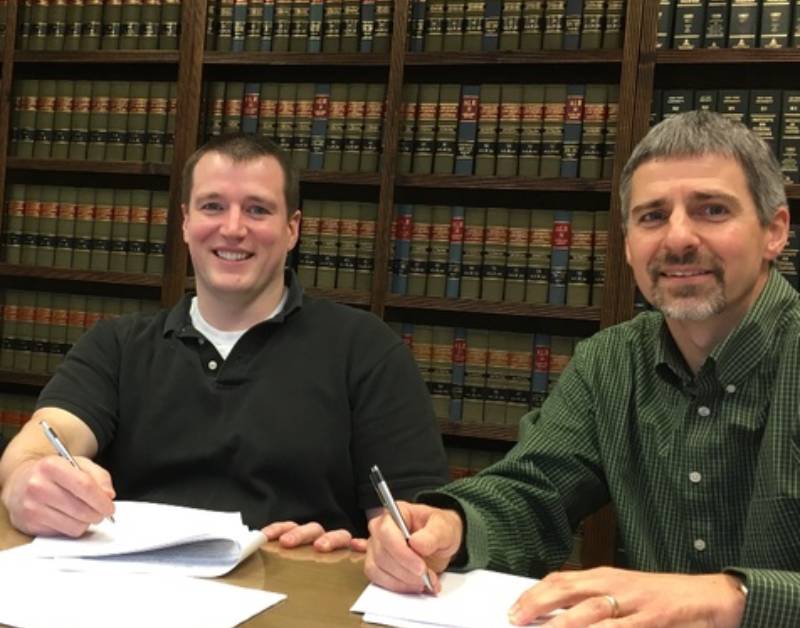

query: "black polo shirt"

left=37, top=271, right=448, bottom=534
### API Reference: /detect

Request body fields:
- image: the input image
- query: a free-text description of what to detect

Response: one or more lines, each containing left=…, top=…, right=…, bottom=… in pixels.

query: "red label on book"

left=449, top=216, right=465, bottom=242
left=396, top=214, right=413, bottom=240
left=313, top=95, right=330, bottom=117
left=460, top=95, right=478, bottom=121
left=564, top=96, right=584, bottom=121
left=242, top=94, right=260, bottom=117
left=552, top=222, right=571, bottom=247
left=534, top=346, right=551, bottom=371
left=452, top=338, right=466, bottom=363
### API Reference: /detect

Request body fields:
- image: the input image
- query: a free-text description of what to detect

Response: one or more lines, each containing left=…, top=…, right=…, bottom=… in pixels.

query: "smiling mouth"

left=659, top=269, right=711, bottom=278
left=214, top=250, right=252, bottom=261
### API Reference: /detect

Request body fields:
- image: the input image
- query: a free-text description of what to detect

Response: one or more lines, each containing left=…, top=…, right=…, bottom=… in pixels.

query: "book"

left=64, top=0, right=85, bottom=51
left=145, top=190, right=168, bottom=275
left=559, top=83, right=585, bottom=177
left=529, top=332, right=550, bottom=409
left=4, top=184, right=26, bottom=265
left=565, top=210, right=593, bottom=306
left=145, top=81, right=169, bottom=162
left=409, top=0, right=428, bottom=50
left=601, top=85, right=619, bottom=178
left=360, top=83, right=386, bottom=173
left=90, top=189, right=114, bottom=271
left=504, top=209, right=530, bottom=301
left=518, top=84, right=545, bottom=177
left=425, top=0, right=446, bottom=51
left=20, top=186, right=42, bottom=267
left=703, top=0, right=729, bottom=48
left=429, top=326, right=455, bottom=417
left=578, top=84, right=608, bottom=178
left=289, top=0, right=310, bottom=51
left=482, top=0, right=500, bottom=49
left=47, top=292, right=70, bottom=372
left=308, top=0, right=324, bottom=50
left=109, top=189, right=132, bottom=272
left=749, top=89, right=782, bottom=153
left=73, top=188, right=95, bottom=270
left=474, top=83, right=500, bottom=176
left=499, top=0, right=522, bottom=50
left=158, top=0, right=179, bottom=48
left=390, top=204, right=413, bottom=294
left=454, top=84, right=480, bottom=175
left=445, top=205, right=465, bottom=298
left=51, top=80, right=75, bottom=159
left=336, top=202, right=360, bottom=289
left=463, top=0, right=484, bottom=50
left=407, top=205, right=432, bottom=296
left=433, top=84, right=460, bottom=174
left=69, top=80, right=92, bottom=160
left=673, top=0, right=705, bottom=49
left=547, top=209, right=571, bottom=304
left=124, top=81, right=149, bottom=161
left=540, top=84, right=568, bottom=178
left=759, top=0, right=791, bottom=48
left=525, top=209, right=553, bottom=304
left=448, top=327, right=467, bottom=421
left=261, top=0, right=276, bottom=50
left=460, top=206, right=486, bottom=299
left=591, top=210, right=609, bottom=306
left=480, top=207, right=509, bottom=301
left=495, top=84, right=522, bottom=176
left=340, top=0, right=360, bottom=51
left=657, top=0, right=676, bottom=48
left=120, top=0, right=143, bottom=49
left=398, top=83, right=419, bottom=173
left=462, top=328, right=488, bottom=423
left=322, top=0, right=342, bottom=51
left=297, top=199, right=322, bottom=286
left=354, top=202, right=378, bottom=291
left=30, top=291, right=52, bottom=374
left=308, top=83, right=331, bottom=170
left=292, top=82, right=315, bottom=169
left=520, top=0, right=544, bottom=49
left=580, top=0, right=604, bottom=48
left=140, top=0, right=161, bottom=49
left=101, top=0, right=123, bottom=49
left=483, top=330, right=510, bottom=425
left=563, top=0, right=582, bottom=49
left=729, top=0, right=759, bottom=48
left=443, top=0, right=466, bottom=51
left=126, top=189, right=151, bottom=273
left=241, top=82, right=261, bottom=135
left=106, top=81, right=130, bottom=161
left=779, top=91, right=800, bottom=183
left=602, top=0, right=624, bottom=48
left=542, top=0, right=565, bottom=49
left=505, top=332, right=533, bottom=424
left=315, top=201, right=341, bottom=289
left=33, top=79, right=56, bottom=159
left=426, top=205, right=452, bottom=297
left=341, top=83, right=367, bottom=172
left=323, top=83, right=348, bottom=171
left=35, top=187, right=59, bottom=268
left=372, top=0, right=392, bottom=51
left=412, top=83, right=440, bottom=174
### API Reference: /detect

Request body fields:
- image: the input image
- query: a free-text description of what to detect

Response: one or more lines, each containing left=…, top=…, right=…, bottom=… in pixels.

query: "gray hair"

left=619, top=110, right=786, bottom=231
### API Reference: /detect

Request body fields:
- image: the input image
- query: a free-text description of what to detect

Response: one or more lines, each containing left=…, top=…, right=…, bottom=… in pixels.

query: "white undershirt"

left=189, top=290, right=288, bottom=360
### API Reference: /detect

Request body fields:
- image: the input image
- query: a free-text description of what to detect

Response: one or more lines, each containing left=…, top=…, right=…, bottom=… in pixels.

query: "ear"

left=624, top=234, right=632, bottom=267
left=181, top=203, right=189, bottom=244
left=287, top=209, right=301, bottom=251
left=763, top=205, right=790, bottom=262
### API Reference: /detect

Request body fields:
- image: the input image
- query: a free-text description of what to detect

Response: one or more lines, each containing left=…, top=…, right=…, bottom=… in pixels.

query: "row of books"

left=657, top=0, right=800, bottom=50
left=652, top=89, right=800, bottom=183
left=0, top=393, right=37, bottom=440
left=17, top=0, right=182, bottom=51
left=393, top=321, right=580, bottom=425
left=202, top=81, right=386, bottom=173
left=398, top=82, right=619, bottom=178
left=10, top=80, right=178, bottom=164
left=0, top=290, right=160, bottom=376
left=2, top=185, right=169, bottom=276
left=389, top=205, right=607, bottom=306
left=296, top=199, right=378, bottom=290
left=445, top=445, right=503, bottom=480
left=407, top=0, right=625, bottom=52
left=205, top=0, right=394, bottom=52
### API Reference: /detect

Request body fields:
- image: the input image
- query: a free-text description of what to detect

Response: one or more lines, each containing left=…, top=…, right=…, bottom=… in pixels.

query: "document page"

left=352, top=569, right=561, bottom=628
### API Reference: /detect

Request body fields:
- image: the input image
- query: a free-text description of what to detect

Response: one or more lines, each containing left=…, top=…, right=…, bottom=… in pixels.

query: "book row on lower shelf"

left=2, top=184, right=169, bottom=275
left=445, top=445, right=504, bottom=480
left=657, top=0, right=800, bottom=50
left=0, top=289, right=160, bottom=376
left=393, top=321, right=580, bottom=426
left=10, top=80, right=178, bottom=164
left=17, top=0, right=182, bottom=51
left=205, top=0, right=394, bottom=53
left=407, top=0, right=624, bottom=52
left=0, top=392, right=36, bottom=440
left=653, top=88, right=800, bottom=183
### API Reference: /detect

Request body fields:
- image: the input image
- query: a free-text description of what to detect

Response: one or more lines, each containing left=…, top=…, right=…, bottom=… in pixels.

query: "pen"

left=40, top=420, right=115, bottom=524
left=369, top=464, right=434, bottom=593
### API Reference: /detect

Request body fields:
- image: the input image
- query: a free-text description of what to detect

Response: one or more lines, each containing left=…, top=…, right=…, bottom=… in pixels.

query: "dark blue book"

left=308, top=83, right=331, bottom=169
left=547, top=210, right=571, bottom=305
left=445, top=206, right=465, bottom=298
left=391, top=204, right=414, bottom=294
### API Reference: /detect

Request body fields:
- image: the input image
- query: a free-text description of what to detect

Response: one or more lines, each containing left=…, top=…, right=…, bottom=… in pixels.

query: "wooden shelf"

left=654, top=49, right=800, bottom=64
left=6, top=157, right=171, bottom=176
left=304, top=286, right=372, bottom=306
left=787, top=184, right=800, bottom=199
left=0, top=264, right=162, bottom=287
left=13, top=51, right=181, bottom=64
left=405, top=49, right=623, bottom=66
left=204, top=52, right=390, bottom=66
left=439, top=419, right=518, bottom=442
left=395, top=174, right=612, bottom=192
left=385, top=294, right=601, bottom=321
left=0, top=370, right=50, bottom=388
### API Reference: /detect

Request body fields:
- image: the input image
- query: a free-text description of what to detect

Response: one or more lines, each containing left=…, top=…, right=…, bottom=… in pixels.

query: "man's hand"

left=507, top=566, right=746, bottom=627
left=364, top=501, right=464, bottom=593
left=1, top=455, right=116, bottom=538
left=261, top=521, right=366, bottom=552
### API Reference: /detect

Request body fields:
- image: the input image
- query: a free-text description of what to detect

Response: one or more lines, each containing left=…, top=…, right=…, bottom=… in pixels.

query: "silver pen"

left=40, top=420, right=116, bottom=524
left=370, top=464, right=434, bottom=592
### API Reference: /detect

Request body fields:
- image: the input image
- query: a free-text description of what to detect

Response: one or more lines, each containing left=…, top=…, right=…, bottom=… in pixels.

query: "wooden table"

left=0, top=506, right=371, bottom=628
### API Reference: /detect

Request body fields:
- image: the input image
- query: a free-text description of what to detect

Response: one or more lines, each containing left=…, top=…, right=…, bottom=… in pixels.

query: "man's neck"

left=194, top=283, right=286, bottom=331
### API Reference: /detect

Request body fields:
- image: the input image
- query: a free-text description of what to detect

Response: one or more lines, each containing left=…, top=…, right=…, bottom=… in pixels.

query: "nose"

left=219, top=206, right=247, bottom=238
left=662, top=207, right=700, bottom=254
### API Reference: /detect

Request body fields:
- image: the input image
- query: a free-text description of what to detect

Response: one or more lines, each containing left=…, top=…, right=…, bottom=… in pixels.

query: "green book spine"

left=54, top=186, right=78, bottom=269
left=591, top=210, right=608, bottom=306
left=46, top=0, right=68, bottom=51
left=139, top=0, right=161, bottom=50
left=17, top=0, right=32, bottom=50
left=125, top=189, right=150, bottom=273
left=336, top=202, right=359, bottom=289
left=289, top=0, right=310, bottom=51
left=424, top=0, right=445, bottom=51
left=460, top=206, right=486, bottom=299
left=51, top=80, right=74, bottom=159
left=578, top=84, right=607, bottom=179
left=163, top=82, right=177, bottom=162
left=443, top=0, right=465, bottom=51
left=499, top=0, right=522, bottom=49
left=13, top=291, right=37, bottom=372
left=90, top=188, right=114, bottom=271
left=68, top=80, right=91, bottom=160
left=28, top=0, right=49, bottom=51
left=495, top=84, right=522, bottom=176
left=480, top=207, right=508, bottom=301
left=425, top=205, right=451, bottom=297
left=223, top=81, right=245, bottom=134
left=340, top=0, right=359, bottom=51
left=505, top=332, right=532, bottom=424
left=124, top=81, right=149, bottom=161
left=360, top=83, right=385, bottom=173
left=207, top=81, right=227, bottom=138
left=275, top=82, right=297, bottom=154
left=433, top=83, right=460, bottom=174
left=0, top=290, right=21, bottom=371
left=539, top=84, right=567, bottom=177
left=409, top=0, right=427, bottom=51
left=47, top=292, right=70, bottom=372
left=729, top=0, right=759, bottom=48
left=316, top=201, right=341, bottom=289
left=565, top=210, right=593, bottom=306
left=354, top=202, right=377, bottom=291
left=519, top=0, right=544, bottom=49
left=779, top=92, right=800, bottom=184
left=109, top=189, right=132, bottom=272
left=462, top=328, right=488, bottom=424
left=292, top=82, right=315, bottom=169
left=483, top=330, right=510, bottom=425
left=106, top=81, right=130, bottom=161
left=448, top=328, right=466, bottom=421
left=297, top=198, right=322, bottom=286
left=341, top=83, right=367, bottom=172
left=80, top=0, right=103, bottom=50
left=580, top=0, right=603, bottom=48
left=322, top=0, right=342, bottom=51
left=601, top=0, right=624, bottom=48
left=158, top=0, right=180, bottom=49
left=504, top=209, right=529, bottom=301
left=33, top=79, right=56, bottom=159
left=87, top=80, right=110, bottom=160
left=3, top=185, right=27, bottom=265
left=462, top=0, right=483, bottom=50
left=542, top=0, right=564, bottom=49
left=120, top=0, right=142, bottom=49
left=372, top=0, right=392, bottom=51
left=257, top=82, right=279, bottom=139
left=525, top=209, right=553, bottom=304
left=657, top=0, right=675, bottom=48
left=398, top=83, right=419, bottom=174
left=390, top=204, right=412, bottom=293
left=272, top=0, right=292, bottom=50
left=232, top=0, right=248, bottom=51
left=15, top=80, right=40, bottom=158
left=412, top=83, right=440, bottom=174
left=8, top=83, right=22, bottom=157
left=547, top=335, right=574, bottom=392
left=30, top=291, right=52, bottom=374
left=429, top=326, right=455, bottom=418
left=409, top=324, right=433, bottom=403
left=245, top=0, right=264, bottom=51
left=601, top=85, right=619, bottom=178
left=65, top=293, right=88, bottom=352
left=20, top=186, right=42, bottom=267
left=73, top=188, right=95, bottom=270
left=35, top=186, right=59, bottom=267
left=407, top=205, right=432, bottom=296
left=145, top=191, right=168, bottom=275
left=323, top=83, right=348, bottom=171
left=101, top=0, right=122, bottom=49
left=144, top=81, right=168, bottom=162
left=474, top=83, right=500, bottom=176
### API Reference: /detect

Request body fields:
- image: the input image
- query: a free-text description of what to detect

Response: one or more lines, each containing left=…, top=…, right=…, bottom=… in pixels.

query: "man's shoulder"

left=577, top=310, right=663, bottom=359
left=89, top=307, right=171, bottom=343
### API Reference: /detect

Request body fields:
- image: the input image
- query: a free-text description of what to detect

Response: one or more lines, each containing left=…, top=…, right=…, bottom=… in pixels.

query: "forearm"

left=727, top=568, right=800, bottom=627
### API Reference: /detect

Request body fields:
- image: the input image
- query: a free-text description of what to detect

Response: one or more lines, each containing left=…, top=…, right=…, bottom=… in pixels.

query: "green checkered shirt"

left=424, top=269, right=800, bottom=626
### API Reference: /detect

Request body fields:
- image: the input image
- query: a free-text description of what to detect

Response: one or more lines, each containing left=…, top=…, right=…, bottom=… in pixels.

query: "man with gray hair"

left=365, top=110, right=799, bottom=627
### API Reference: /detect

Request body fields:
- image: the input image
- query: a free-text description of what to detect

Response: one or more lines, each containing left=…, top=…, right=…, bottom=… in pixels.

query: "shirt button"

left=725, top=384, right=736, bottom=394
left=208, top=360, right=218, bottom=370
left=694, top=539, right=706, bottom=551
left=689, top=471, right=702, bottom=483
left=697, top=406, right=711, bottom=417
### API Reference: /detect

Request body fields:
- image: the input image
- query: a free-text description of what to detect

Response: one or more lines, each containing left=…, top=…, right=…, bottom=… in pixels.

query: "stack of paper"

left=352, top=569, right=562, bottom=628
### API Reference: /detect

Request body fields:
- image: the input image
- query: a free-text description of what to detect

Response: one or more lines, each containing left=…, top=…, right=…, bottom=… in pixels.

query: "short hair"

left=619, top=110, right=786, bottom=231
left=181, top=133, right=299, bottom=214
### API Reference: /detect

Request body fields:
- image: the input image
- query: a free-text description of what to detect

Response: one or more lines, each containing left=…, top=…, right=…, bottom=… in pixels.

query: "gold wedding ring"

left=603, top=594, right=620, bottom=618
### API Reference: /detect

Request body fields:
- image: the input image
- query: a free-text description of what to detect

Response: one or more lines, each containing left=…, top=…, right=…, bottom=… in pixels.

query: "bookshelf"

left=0, top=0, right=660, bottom=569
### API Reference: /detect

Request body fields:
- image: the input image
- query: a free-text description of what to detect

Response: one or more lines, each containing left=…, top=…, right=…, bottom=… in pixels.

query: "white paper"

left=352, top=569, right=561, bottom=628
left=0, top=548, right=285, bottom=628
left=28, top=500, right=266, bottom=577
